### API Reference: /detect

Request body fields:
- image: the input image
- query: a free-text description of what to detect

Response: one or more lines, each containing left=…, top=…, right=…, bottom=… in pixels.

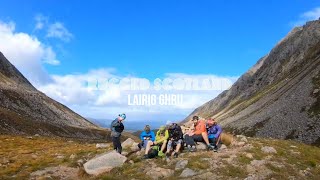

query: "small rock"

left=313, top=89, right=319, bottom=94
left=269, top=161, right=285, bottom=168
left=290, top=145, right=297, bottom=148
left=121, top=138, right=135, bottom=148
left=180, top=168, right=197, bottom=178
left=96, top=143, right=110, bottom=149
left=1, top=158, right=9, bottom=164
left=245, top=153, right=253, bottom=159
left=129, top=160, right=134, bottom=164
left=290, top=150, right=300, bottom=155
left=243, top=144, right=254, bottom=150
left=175, top=160, right=188, bottom=170
left=27, top=136, right=33, bottom=139
left=31, top=154, right=38, bottom=159
left=250, top=160, right=265, bottom=167
left=196, top=142, right=207, bottom=150
left=236, top=135, right=246, bottom=139
left=69, top=154, right=76, bottom=159
left=299, top=168, right=312, bottom=177
left=241, top=137, right=248, bottom=142
left=122, top=151, right=129, bottom=156
left=77, top=159, right=84, bottom=166
left=264, top=155, right=273, bottom=160
left=57, top=155, right=65, bottom=159
left=34, top=134, right=40, bottom=137
left=146, top=167, right=174, bottom=179
left=237, top=142, right=246, bottom=146
left=220, top=144, right=227, bottom=150
left=261, top=146, right=277, bottom=154
left=193, top=172, right=214, bottom=179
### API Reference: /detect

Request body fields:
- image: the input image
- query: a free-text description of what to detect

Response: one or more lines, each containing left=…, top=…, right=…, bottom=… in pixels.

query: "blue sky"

left=0, top=0, right=320, bottom=124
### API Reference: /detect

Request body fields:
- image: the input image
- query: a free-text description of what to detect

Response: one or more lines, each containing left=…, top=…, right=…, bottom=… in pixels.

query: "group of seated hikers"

left=138, top=116, right=222, bottom=159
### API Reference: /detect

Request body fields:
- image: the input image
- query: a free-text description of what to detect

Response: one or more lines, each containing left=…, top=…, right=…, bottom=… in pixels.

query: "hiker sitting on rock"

left=110, top=113, right=126, bottom=154
left=166, top=122, right=183, bottom=158
left=138, top=125, right=155, bottom=150
left=143, top=125, right=169, bottom=159
left=207, top=118, right=222, bottom=152
left=184, top=116, right=215, bottom=152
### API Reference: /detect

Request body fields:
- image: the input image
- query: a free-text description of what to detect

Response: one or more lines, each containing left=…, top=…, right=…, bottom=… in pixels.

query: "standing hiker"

left=110, top=113, right=126, bottom=154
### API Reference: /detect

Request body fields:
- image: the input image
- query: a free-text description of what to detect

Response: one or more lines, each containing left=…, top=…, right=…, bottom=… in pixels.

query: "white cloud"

left=0, top=21, right=59, bottom=86
left=34, top=14, right=48, bottom=30
left=292, top=7, right=320, bottom=26
left=0, top=19, right=237, bottom=123
left=47, top=22, right=73, bottom=42
left=37, top=69, right=238, bottom=121
left=34, top=14, right=73, bottom=42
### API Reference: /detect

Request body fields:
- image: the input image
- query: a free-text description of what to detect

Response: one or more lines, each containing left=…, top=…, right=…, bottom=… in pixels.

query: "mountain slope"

left=0, top=52, right=108, bottom=139
left=183, top=20, right=320, bottom=145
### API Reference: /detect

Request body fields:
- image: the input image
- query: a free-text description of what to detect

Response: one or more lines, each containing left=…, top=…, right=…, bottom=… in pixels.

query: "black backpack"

left=147, top=146, right=159, bottom=158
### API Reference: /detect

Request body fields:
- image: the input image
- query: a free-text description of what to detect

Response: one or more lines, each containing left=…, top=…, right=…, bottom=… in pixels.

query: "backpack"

left=147, top=146, right=159, bottom=159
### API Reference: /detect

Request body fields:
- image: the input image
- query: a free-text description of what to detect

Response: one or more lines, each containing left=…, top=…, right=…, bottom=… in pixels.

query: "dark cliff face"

left=0, top=52, right=34, bottom=88
left=0, top=51, right=107, bottom=139
left=183, top=20, right=320, bottom=145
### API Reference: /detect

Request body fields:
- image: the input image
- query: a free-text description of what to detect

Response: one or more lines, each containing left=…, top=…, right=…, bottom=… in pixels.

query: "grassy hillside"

left=0, top=135, right=319, bottom=179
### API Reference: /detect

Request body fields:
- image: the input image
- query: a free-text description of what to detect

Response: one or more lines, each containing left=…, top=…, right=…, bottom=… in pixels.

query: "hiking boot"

left=190, top=146, right=197, bottom=152
left=213, top=145, right=218, bottom=152
left=207, top=144, right=215, bottom=151
left=187, top=145, right=192, bottom=152
left=173, top=152, right=179, bottom=158
left=142, top=154, right=149, bottom=159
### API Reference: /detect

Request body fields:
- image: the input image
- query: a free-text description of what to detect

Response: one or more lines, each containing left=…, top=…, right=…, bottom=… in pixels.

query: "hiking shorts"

left=167, top=139, right=183, bottom=150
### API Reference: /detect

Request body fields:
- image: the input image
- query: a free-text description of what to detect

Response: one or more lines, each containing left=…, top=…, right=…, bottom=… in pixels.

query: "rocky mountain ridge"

left=0, top=52, right=108, bottom=139
left=183, top=19, right=320, bottom=145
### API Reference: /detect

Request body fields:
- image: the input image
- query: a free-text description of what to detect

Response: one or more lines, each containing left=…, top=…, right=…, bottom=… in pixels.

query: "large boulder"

left=84, top=151, right=127, bottom=176
left=121, top=138, right=135, bottom=148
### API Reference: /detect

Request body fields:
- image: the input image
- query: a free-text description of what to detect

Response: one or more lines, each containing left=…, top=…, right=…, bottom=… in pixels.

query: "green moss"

left=218, top=165, right=247, bottom=178
left=237, top=154, right=252, bottom=165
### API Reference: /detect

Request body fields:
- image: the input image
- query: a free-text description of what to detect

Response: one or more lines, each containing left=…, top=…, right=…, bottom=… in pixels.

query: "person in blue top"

left=110, top=113, right=126, bottom=154
left=207, top=118, right=222, bottom=152
left=138, top=125, right=155, bottom=150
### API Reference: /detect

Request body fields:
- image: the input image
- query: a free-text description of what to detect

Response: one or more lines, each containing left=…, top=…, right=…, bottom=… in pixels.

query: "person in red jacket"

left=184, top=116, right=215, bottom=151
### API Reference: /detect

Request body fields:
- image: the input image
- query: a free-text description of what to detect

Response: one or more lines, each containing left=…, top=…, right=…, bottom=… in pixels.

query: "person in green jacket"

left=143, top=125, right=169, bottom=158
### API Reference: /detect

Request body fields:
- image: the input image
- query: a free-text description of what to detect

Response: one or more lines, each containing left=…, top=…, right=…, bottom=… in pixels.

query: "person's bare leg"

left=160, top=140, right=167, bottom=152
left=145, top=141, right=153, bottom=155
left=175, top=143, right=181, bottom=153
left=201, top=132, right=210, bottom=145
